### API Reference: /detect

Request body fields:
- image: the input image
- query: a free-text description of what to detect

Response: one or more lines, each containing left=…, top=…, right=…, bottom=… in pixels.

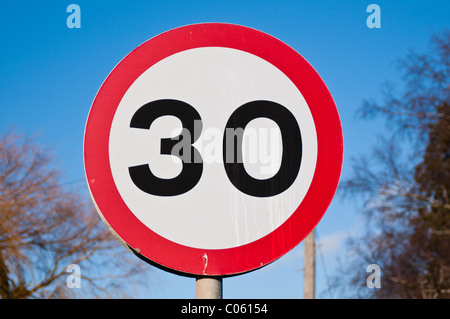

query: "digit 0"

left=223, top=100, right=302, bottom=197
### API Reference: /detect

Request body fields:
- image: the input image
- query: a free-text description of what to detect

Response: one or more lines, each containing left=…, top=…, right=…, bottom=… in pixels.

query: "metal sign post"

left=196, top=277, right=223, bottom=299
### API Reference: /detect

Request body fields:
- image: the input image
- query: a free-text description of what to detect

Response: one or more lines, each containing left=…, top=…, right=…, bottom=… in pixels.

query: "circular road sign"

left=84, top=23, right=343, bottom=276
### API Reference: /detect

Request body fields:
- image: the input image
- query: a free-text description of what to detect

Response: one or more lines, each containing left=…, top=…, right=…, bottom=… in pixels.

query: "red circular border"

left=84, top=23, right=343, bottom=276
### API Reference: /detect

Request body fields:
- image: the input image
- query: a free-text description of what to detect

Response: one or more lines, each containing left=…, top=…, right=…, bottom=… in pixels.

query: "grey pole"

left=196, top=277, right=223, bottom=299
left=304, top=229, right=315, bottom=299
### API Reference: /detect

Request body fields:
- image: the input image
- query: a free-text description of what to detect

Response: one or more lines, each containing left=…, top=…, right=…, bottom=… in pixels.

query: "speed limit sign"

left=84, top=23, right=343, bottom=276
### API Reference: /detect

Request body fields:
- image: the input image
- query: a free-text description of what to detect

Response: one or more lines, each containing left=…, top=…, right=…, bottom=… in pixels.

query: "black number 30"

left=128, top=99, right=302, bottom=197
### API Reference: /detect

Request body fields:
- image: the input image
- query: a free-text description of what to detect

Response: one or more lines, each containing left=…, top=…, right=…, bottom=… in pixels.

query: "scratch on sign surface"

left=202, top=253, right=208, bottom=275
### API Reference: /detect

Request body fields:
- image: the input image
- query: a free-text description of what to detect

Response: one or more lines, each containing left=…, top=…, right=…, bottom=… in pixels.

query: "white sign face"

left=108, top=47, right=318, bottom=249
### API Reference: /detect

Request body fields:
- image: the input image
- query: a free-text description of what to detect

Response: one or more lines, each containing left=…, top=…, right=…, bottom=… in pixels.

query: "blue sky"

left=1, top=1, right=448, bottom=298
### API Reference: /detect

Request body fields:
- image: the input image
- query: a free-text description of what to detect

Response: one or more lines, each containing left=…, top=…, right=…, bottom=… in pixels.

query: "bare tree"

left=336, top=30, right=449, bottom=298
left=0, top=130, right=151, bottom=298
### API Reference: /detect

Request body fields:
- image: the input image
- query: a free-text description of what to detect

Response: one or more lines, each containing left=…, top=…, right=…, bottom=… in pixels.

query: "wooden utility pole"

left=304, top=229, right=315, bottom=299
